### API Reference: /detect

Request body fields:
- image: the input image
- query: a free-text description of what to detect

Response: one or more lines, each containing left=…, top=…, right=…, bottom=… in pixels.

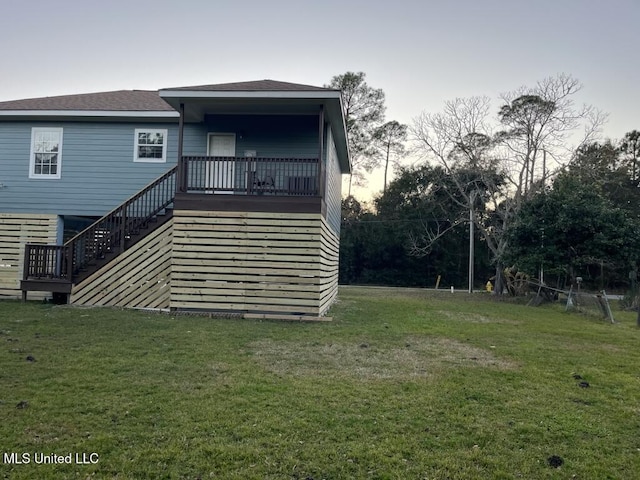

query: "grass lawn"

left=1, top=287, right=639, bottom=479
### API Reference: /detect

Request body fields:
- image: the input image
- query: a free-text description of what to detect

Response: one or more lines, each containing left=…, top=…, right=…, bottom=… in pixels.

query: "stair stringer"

left=70, top=219, right=173, bottom=309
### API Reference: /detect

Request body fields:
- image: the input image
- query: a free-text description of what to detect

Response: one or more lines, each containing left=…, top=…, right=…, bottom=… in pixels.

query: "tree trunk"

left=637, top=290, right=640, bottom=328
left=493, top=263, right=505, bottom=297
left=383, top=143, right=390, bottom=194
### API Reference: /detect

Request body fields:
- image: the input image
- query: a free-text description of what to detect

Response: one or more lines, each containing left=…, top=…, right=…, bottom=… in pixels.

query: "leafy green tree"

left=619, top=130, right=640, bottom=182
left=506, top=158, right=640, bottom=289
left=338, top=164, right=495, bottom=287
left=325, top=72, right=386, bottom=195
left=375, top=165, right=492, bottom=287
left=569, top=140, right=640, bottom=218
left=339, top=196, right=368, bottom=284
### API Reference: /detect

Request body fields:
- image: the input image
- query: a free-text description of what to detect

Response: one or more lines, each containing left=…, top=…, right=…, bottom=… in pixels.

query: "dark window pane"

left=138, top=145, right=163, bottom=158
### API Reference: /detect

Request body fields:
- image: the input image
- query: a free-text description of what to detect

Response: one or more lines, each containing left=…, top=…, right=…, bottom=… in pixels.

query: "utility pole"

left=468, top=191, right=475, bottom=294
left=542, top=149, right=546, bottom=187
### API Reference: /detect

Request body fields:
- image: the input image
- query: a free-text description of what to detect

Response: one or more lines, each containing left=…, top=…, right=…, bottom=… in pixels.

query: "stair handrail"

left=24, top=166, right=177, bottom=283
left=65, top=165, right=178, bottom=278
left=64, top=166, right=177, bottom=246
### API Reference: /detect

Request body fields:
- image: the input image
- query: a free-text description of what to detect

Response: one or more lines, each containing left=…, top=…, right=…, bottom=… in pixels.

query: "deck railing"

left=23, top=166, right=177, bottom=283
left=23, top=244, right=70, bottom=281
left=179, top=156, right=320, bottom=196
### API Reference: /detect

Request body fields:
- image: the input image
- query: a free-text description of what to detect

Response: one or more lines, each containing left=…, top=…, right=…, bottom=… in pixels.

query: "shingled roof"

left=161, top=79, right=333, bottom=92
left=0, top=90, right=174, bottom=112
left=0, top=81, right=336, bottom=112
left=0, top=79, right=350, bottom=172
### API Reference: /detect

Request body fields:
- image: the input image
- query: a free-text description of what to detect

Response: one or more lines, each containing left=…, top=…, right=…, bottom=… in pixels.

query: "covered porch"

left=161, top=80, right=349, bottom=212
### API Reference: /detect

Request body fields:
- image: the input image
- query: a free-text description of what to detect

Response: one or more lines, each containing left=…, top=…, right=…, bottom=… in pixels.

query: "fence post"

left=21, top=245, right=29, bottom=302
left=22, top=244, right=31, bottom=281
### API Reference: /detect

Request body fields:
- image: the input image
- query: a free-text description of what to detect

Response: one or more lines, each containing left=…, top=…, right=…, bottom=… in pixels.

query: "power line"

left=341, top=218, right=461, bottom=225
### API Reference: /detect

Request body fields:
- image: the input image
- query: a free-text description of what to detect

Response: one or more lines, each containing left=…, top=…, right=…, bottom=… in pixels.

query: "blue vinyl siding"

left=182, top=123, right=208, bottom=156
left=0, top=121, right=178, bottom=216
left=0, top=114, right=322, bottom=217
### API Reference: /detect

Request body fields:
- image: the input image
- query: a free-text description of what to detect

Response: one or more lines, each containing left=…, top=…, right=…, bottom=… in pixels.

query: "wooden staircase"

left=21, top=167, right=177, bottom=301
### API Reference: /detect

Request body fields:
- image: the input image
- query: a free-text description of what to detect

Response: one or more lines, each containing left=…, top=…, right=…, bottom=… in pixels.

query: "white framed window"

left=29, top=128, right=63, bottom=179
left=134, top=129, right=167, bottom=163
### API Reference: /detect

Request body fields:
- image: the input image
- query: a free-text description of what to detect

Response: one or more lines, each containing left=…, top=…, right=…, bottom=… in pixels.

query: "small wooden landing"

left=20, top=279, right=73, bottom=302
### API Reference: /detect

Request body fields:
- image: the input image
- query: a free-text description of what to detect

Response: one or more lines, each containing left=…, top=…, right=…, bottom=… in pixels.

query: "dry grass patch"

left=436, top=310, right=519, bottom=324
left=248, top=336, right=516, bottom=380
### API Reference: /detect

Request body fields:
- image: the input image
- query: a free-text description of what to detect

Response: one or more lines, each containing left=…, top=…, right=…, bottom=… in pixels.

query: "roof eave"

left=323, top=97, right=350, bottom=174
left=0, top=110, right=179, bottom=119
left=159, top=90, right=342, bottom=101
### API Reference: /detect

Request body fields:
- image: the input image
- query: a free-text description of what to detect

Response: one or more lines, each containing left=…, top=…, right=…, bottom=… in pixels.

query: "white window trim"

left=29, top=127, right=63, bottom=179
left=134, top=128, right=168, bottom=163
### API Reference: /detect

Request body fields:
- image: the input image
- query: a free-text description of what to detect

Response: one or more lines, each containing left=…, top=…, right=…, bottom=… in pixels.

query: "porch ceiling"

left=163, top=97, right=322, bottom=122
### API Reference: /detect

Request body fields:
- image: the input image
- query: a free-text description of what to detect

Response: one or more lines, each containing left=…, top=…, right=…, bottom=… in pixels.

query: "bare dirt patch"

left=248, top=336, right=516, bottom=380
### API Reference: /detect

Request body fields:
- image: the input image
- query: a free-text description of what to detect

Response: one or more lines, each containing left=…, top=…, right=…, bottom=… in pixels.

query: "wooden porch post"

left=177, top=102, right=185, bottom=192
left=318, top=105, right=325, bottom=198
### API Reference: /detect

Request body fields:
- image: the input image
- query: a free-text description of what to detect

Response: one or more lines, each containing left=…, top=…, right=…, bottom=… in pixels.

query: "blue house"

left=0, top=80, right=349, bottom=318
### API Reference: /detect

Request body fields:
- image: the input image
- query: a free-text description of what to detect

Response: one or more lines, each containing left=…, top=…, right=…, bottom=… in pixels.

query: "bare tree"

left=411, top=96, right=496, bottom=216
left=410, top=74, right=606, bottom=294
left=496, top=74, right=606, bottom=204
left=411, top=97, right=508, bottom=276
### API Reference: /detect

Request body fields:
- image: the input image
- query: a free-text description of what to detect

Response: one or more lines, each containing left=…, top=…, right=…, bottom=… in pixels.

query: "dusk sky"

left=1, top=0, right=637, bottom=199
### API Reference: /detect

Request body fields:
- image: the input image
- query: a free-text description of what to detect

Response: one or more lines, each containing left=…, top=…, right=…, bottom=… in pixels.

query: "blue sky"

left=1, top=0, right=637, bottom=198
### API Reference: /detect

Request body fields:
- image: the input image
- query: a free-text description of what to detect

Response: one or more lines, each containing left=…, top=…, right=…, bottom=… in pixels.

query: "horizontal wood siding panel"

left=319, top=216, right=339, bottom=315
left=70, top=220, right=172, bottom=309
left=171, top=271, right=321, bottom=284
left=0, top=213, right=59, bottom=299
left=171, top=210, right=325, bottom=316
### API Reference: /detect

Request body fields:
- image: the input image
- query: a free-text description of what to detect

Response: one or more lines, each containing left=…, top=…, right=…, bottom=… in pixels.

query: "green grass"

left=1, top=287, right=639, bottom=479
